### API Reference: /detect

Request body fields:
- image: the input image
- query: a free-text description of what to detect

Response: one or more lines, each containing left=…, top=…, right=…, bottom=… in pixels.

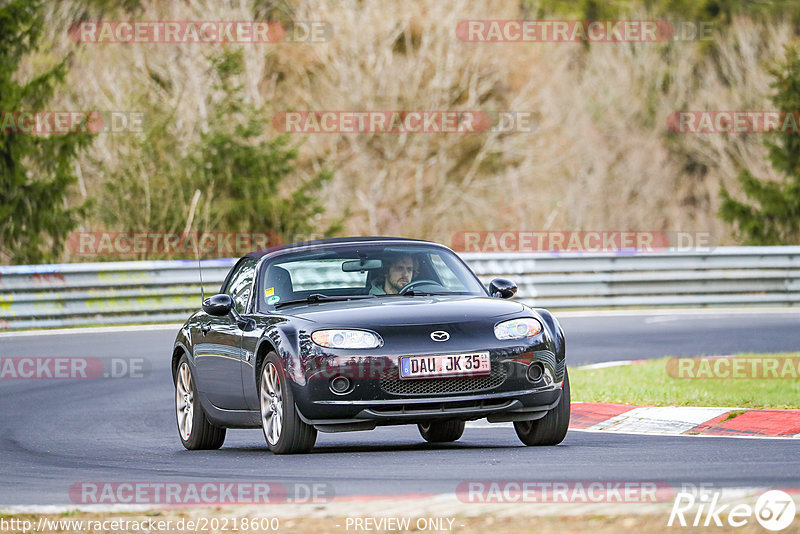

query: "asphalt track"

left=1, top=310, right=799, bottom=506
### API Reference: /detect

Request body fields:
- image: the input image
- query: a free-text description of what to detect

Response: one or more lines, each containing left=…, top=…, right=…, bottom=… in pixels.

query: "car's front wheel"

left=514, top=369, right=570, bottom=446
left=175, top=355, right=226, bottom=450
left=418, top=419, right=465, bottom=443
left=259, top=352, right=317, bottom=454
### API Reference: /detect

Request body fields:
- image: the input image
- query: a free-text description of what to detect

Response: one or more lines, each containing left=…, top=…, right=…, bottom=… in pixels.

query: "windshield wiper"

left=377, top=291, right=450, bottom=297
left=274, top=293, right=376, bottom=308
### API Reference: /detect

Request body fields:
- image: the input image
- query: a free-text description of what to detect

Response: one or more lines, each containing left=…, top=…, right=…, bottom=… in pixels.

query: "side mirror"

left=202, top=294, right=233, bottom=316
left=489, top=278, right=517, bottom=299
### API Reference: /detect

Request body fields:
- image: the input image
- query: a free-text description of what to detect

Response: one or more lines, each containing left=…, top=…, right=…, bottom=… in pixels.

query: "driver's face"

left=385, top=257, right=415, bottom=294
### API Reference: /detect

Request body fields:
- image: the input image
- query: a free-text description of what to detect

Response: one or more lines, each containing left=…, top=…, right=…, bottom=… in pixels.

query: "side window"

left=224, top=258, right=257, bottom=314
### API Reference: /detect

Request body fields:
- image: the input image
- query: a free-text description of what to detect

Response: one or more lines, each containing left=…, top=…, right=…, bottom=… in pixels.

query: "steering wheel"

left=398, top=279, right=446, bottom=295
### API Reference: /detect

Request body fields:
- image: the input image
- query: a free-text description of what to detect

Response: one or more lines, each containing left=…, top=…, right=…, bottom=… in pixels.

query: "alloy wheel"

left=176, top=362, right=194, bottom=440
left=260, top=362, right=283, bottom=445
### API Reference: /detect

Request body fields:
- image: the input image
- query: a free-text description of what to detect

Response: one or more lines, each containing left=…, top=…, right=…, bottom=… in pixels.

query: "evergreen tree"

left=719, top=46, right=800, bottom=245
left=98, top=48, right=339, bottom=259
left=197, top=50, right=337, bottom=242
left=0, top=0, right=91, bottom=264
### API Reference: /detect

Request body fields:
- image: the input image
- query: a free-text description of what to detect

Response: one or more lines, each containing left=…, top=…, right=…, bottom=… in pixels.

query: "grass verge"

left=569, top=354, right=800, bottom=409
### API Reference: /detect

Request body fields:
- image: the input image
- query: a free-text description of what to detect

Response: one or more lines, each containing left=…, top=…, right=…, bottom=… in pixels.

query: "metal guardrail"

left=0, top=259, right=236, bottom=330
left=0, top=247, right=798, bottom=329
left=462, top=246, right=800, bottom=309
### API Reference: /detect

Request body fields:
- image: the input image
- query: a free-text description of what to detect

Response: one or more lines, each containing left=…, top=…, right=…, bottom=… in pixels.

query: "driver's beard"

left=389, top=277, right=408, bottom=293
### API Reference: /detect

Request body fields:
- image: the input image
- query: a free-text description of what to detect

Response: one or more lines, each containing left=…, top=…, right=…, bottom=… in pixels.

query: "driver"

left=370, top=253, right=417, bottom=295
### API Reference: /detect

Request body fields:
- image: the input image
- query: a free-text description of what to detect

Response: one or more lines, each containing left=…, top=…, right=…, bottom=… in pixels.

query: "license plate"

left=400, top=352, right=490, bottom=379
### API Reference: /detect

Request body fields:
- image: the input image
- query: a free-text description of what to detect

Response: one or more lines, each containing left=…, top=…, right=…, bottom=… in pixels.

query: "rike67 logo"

left=669, top=486, right=796, bottom=531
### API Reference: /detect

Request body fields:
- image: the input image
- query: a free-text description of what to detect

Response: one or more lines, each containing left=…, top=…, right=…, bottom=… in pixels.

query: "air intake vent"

left=379, top=365, right=507, bottom=396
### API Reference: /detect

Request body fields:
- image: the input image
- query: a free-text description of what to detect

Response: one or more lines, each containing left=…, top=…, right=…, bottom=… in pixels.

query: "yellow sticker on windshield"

left=264, top=287, right=275, bottom=297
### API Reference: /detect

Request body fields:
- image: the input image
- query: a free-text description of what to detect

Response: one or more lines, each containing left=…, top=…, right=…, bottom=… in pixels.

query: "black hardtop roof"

left=243, top=236, right=439, bottom=260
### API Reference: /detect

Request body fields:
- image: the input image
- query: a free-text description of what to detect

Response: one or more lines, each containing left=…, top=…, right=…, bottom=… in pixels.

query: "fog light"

left=330, top=376, right=352, bottom=395
left=526, top=362, right=544, bottom=382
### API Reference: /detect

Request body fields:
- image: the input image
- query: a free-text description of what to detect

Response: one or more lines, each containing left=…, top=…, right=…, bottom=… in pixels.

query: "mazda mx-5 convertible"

left=172, top=237, right=569, bottom=454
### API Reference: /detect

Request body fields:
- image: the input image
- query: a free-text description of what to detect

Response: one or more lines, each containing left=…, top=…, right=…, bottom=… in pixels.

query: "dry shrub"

left=35, top=0, right=797, bottom=251
left=284, top=2, right=793, bottom=244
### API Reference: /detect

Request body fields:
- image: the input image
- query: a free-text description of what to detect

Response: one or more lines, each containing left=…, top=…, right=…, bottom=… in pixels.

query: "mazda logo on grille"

left=430, top=331, right=450, bottom=342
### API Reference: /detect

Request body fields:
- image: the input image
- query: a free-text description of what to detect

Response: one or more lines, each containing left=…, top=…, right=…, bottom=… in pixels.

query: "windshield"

left=258, top=243, right=486, bottom=310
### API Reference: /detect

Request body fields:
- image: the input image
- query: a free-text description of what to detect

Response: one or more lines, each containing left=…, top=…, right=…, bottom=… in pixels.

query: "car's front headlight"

left=311, top=329, right=383, bottom=349
left=494, top=318, right=543, bottom=340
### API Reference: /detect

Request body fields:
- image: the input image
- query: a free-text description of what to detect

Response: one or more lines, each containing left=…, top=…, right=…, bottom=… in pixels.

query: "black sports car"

left=172, top=237, right=569, bottom=453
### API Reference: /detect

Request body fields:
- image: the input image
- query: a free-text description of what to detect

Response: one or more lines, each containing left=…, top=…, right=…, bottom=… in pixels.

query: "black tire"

left=259, top=352, right=317, bottom=454
left=175, top=355, right=226, bottom=450
left=514, top=369, right=571, bottom=446
left=418, top=419, right=466, bottom=443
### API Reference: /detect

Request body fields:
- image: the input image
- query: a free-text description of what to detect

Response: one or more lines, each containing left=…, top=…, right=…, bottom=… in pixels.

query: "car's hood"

left=280, top=295, right=527, bottom=326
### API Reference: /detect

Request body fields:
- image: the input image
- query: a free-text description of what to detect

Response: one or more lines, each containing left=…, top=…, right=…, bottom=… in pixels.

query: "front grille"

left=379, top=364, right=508, bottom=396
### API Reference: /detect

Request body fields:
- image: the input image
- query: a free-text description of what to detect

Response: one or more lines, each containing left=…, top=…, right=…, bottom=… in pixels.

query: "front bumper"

left=288, top=344, right=565, bottom=427
left=295, top=388, right=562, bottom=431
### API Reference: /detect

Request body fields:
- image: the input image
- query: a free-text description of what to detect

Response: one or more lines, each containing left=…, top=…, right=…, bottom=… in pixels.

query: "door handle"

left=201, top=323, right=211, bottom=336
